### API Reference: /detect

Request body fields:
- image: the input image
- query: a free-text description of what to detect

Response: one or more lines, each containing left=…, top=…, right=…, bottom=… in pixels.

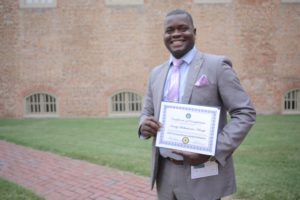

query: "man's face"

left=164, top=14, right=196, bottom=58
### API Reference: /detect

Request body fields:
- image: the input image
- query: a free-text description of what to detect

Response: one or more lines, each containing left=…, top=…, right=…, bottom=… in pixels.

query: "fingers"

left=172, top=150, right=210, bottom=165
left=141, top=117, right=162, bottom=138
left=172, top=150, right=193, bottom=164
left=172, top=150, right=189, bottom=156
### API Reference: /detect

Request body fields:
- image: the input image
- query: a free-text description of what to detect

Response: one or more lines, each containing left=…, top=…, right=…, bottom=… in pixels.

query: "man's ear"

left=194, top=28, right=197, bottom=35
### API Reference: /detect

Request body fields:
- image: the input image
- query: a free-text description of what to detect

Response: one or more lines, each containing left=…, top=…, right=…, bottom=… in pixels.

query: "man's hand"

left=140, top=116, right=162, bottom=138
left=172, top=150, right=210, bottom=166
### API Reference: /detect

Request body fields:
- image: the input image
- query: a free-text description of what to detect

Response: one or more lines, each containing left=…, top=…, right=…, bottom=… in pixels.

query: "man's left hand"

left=172, top=150, right=210, bottom=166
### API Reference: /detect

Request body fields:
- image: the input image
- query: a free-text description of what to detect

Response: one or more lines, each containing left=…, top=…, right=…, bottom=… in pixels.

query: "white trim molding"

left=194, top=0, right=231, bottom=4
left=281, top=0, right=300, bottom=3
left=19, top=0, right=57, bottom=8
left=105, top=0, right=144, bottom=6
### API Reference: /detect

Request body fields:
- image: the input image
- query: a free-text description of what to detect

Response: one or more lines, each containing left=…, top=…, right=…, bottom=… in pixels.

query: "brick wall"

left=0, top=0, right=299, bottom=117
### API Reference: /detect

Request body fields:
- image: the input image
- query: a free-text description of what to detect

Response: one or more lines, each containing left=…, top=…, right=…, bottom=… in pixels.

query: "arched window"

left=283, top=89, right=300, bottom=114
left=25, top=93, right=57, bottom=115
left=110, top=91, right=142, bottom=115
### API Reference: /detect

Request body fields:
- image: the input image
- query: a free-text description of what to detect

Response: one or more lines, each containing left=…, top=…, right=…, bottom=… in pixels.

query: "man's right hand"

left=140, top=116, right=162, bottom=138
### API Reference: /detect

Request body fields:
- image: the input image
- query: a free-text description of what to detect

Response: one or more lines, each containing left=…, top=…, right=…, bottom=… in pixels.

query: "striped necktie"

left=167, top=59, right=183, bottom=102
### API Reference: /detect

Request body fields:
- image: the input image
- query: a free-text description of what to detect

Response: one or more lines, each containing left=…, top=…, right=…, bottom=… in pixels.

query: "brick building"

left=0, top=0, right=299, bottom=118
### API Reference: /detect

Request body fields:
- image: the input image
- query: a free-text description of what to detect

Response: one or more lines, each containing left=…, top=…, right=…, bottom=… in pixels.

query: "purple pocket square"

left=195, top=75, right=209, bottom=87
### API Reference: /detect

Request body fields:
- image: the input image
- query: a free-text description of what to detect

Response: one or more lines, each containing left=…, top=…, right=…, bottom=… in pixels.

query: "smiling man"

left=138, top=9, right=256, bottom=200
left=163, top=10, right=195, bottom=59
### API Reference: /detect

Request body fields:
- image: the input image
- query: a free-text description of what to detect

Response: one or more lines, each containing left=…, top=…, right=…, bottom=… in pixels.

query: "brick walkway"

left=0, top=140, right=157, bottom=200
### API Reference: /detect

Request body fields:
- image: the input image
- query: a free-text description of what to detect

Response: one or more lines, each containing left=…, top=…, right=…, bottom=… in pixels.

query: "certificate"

left=156, top=102, right=220, bottom=156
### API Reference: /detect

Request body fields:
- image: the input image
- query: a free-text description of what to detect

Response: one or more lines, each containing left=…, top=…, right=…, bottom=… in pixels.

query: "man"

left=139, top=9, right=256, bottom=200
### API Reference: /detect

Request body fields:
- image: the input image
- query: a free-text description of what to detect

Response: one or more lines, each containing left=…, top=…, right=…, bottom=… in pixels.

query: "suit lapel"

left=182, top=51, right=204, bottom=104
left=153, top=51, right=204, bottom=109
left=153, top=62, right=169, bottom=118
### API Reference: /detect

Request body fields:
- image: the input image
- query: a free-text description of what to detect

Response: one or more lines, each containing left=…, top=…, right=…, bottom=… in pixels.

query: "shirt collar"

left=168, top=46, right=197, bottom=66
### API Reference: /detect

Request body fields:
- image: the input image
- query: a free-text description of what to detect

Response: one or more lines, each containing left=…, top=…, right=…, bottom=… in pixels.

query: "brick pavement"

left=0, top=140, right=157, bottom=200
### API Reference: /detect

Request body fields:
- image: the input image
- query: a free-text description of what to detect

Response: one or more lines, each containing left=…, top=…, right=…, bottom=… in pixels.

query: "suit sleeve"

left=138, top=71, right=155, bottom=138
left=215, top=58, right=256, bottom=166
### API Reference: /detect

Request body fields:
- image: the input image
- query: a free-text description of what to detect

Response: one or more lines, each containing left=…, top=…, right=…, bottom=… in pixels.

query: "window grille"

left=26, top=93, right=56, bottom=114
left=284, top=89, right=300, bottom=114
left=111, top=92, right=142, bottom=114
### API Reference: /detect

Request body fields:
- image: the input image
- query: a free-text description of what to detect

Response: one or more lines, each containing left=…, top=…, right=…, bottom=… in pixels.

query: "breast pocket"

left=190, top=84, right=220, bottom=106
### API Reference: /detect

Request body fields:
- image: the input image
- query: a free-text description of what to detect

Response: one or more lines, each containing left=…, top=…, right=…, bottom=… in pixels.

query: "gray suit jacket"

left=139, top=50, right=256, bottom=199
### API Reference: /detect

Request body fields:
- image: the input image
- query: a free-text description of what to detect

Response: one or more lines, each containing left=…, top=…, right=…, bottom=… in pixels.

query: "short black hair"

left=166, top=9, right=194, bottom=27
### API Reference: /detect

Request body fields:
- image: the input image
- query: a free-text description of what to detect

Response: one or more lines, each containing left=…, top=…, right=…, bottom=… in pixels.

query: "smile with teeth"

left=172, top=40, right=185, bottom=46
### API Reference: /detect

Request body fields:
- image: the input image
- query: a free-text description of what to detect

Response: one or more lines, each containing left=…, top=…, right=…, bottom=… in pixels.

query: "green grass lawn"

left=0, top=178, right=44, bottom=200
left=0, top=118, right=152, bottom=176
left=0, top=115, right=299, bottom=200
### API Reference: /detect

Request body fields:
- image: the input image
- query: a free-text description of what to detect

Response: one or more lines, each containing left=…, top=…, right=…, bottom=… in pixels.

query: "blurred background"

left=0, top=0, right=299, bottom=118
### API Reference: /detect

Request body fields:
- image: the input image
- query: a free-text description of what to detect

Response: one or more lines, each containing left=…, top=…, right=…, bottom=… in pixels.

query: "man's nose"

left=171, top=29, right=182, bottom=37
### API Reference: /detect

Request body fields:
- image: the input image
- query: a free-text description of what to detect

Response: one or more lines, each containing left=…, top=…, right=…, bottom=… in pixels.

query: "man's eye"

left=179, top=27, right=189, bottom=32
left=166, top=29, right=173, bottom=34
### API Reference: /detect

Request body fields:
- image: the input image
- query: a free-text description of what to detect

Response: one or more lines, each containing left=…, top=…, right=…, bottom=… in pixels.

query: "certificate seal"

left=182, top=136, right=189, bottom=144
left=186, top=113, right=191, bottom=119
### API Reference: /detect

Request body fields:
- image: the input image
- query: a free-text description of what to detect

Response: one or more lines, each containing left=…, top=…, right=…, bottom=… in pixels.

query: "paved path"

left=0, top=140, right=156, bottom=200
